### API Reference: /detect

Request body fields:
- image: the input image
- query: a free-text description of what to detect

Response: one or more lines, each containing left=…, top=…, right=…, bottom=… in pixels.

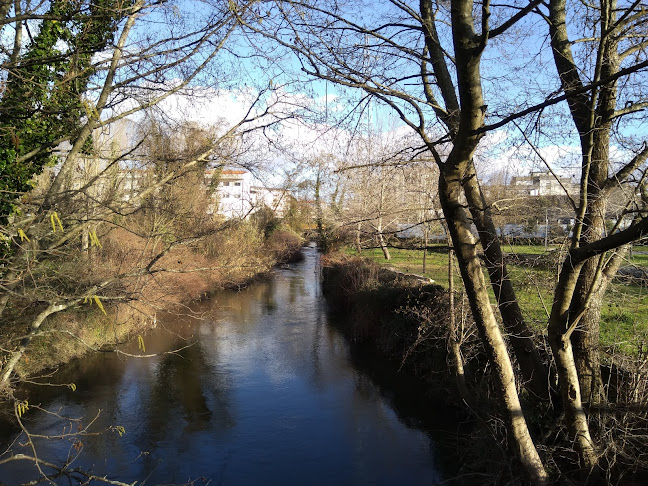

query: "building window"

left=234, top=182, right=241, bottom=186
left=222, top=182, right=229, bottom=186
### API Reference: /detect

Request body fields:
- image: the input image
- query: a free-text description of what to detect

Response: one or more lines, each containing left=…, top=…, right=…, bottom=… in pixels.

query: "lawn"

left=345, top=245, right=648, bottom=350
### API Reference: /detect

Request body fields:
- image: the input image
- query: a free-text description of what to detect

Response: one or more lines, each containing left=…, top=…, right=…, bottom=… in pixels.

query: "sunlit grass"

left=344, top=245, right=648, bottom=349
left=628, top=252, right=648, bottom=267
left=347, top=246, right=452, bottom=287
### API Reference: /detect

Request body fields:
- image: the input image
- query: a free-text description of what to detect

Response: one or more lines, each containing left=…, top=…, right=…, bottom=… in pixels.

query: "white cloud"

left=474, top=129, right=583, bottom=181
left=151, top=86, right=256, bottom=128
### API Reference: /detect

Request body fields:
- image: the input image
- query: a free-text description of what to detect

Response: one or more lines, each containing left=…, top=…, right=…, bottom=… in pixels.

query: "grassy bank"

left=322, top=251, right=648, bottom=484
left=348, top=245, right=648, bottom=351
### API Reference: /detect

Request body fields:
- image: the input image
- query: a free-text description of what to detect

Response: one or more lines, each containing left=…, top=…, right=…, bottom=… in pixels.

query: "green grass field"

left=345, top=245, right=648, bottom=350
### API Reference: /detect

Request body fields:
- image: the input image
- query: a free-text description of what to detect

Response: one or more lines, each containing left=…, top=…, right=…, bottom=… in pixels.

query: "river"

left=1, top=246, right=456, bottom=485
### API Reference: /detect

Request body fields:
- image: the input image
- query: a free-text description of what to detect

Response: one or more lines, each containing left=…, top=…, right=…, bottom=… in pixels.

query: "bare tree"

left=0, top=2, right=299, bottom=481
left=544, top=0, right=648, bottom=410
left=237, top=0, right=648, bottom=481
left=336, top=141, right=440, bottom=261
left=238, top=2, right=548, bottom=481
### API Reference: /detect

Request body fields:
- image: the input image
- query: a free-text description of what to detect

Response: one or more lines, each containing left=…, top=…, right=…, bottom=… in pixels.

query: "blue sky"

left=54, top=0, right=644, bottom=184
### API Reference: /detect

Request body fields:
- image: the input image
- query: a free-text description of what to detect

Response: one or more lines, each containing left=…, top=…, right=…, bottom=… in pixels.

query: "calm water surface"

left=1, top=247, right=454, bottom=485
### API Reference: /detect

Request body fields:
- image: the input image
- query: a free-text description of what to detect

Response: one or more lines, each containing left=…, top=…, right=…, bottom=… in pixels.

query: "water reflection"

left=1, top=247, right=452, bottom=485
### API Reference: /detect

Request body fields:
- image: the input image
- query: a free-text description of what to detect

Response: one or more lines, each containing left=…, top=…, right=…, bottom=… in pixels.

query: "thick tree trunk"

left=569, top=126, right=611, bottom=406
left=570, top=247, right=606, bottom=406
left=462, top=164, right=549, bottom=399
left=550, top=0, right=622, bottom=410
left=440, top=169, right=548, bottom=485
left=570, top=30, right=620, bottom=405
left=421, top=0, right=548, bottom=479
left=572, top=276, right=606, bottom=404
left=549, top=328, right=600, bottom=474
left=572, top=246, right=626, bottom=405
left=548, top=258, right=600, bottom=472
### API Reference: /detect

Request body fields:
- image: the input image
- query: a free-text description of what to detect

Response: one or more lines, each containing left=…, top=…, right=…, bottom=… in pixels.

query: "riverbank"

left=321, top=253, right=452, bottom=376
left=352, top=245, right=648, bottom=348
left=321, top=251, right=648, bottom=485
left=1, top=224, right=304, bottom=385
left=319, top=254, right=506, bottom=484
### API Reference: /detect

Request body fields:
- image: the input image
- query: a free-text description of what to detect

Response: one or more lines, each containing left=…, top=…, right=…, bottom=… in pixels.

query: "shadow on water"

left=1, top=247, right=462, bottom=485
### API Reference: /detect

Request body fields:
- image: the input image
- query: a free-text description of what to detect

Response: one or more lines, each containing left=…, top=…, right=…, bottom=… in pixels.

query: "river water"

left=1, top=247, right=455, bottom=485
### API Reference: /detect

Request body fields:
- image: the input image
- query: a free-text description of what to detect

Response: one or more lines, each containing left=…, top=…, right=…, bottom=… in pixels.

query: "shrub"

left=265, top=228, right=303, bottom=263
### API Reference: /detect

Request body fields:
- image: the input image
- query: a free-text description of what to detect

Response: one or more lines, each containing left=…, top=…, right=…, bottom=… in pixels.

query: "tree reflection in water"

left=0, top=248, right=454, bottom=485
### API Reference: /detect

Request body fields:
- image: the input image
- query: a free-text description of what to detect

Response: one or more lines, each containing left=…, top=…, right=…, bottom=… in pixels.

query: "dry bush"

left=590, top=344, right=648, bottom=483
left=5, top=214, right=274, bottom=381
left=265, top=228, right=303, bottom=263
left=200, top=221, right=273, bottom=283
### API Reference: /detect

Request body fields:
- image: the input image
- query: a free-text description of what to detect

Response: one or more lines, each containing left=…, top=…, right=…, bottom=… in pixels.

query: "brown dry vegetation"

left=3, top=219, right=299, bottom=380
left=0, top=137, right=308, bottom=391
left=320, top=253, right=458, bottom=377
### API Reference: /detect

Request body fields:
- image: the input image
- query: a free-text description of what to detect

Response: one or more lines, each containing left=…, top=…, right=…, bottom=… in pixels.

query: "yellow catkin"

left=93, top=296, right=107, bottom=315
left=137, top=335, right=146, bottom=353
left=17, top=229, right=30, bottom=242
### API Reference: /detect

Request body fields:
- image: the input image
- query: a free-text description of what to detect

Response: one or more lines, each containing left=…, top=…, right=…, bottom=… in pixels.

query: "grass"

left=346, top=245, right=648, bottom=349
left=628, top=252, right=648, bottom=267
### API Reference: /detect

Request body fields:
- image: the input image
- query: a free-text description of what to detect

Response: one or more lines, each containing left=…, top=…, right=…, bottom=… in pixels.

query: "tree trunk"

left=0, top=268, right=16, bottom=317
left=570, top=26, right=620, bottom=405
left=422, top=0, right=547, bottom=478
left=422, top=225, right=428, bottom=273
left=548, top=258, right=600, bottom=472
left=1, top=303, right=69, bottom=388
left=572, top=246, right=626, bottom=405
left=377, top=216, right=391, bottom=260
left=447, top=246, right=469, bottom=400
left=439, top=169, right=548, bottom=485
left=549, top=0, right=623, bottom=410
left=355, top=221, right=362, bottom=254
left=314, top=170, right=324, bottom=248
left=462, top=163, right=549, bottom=399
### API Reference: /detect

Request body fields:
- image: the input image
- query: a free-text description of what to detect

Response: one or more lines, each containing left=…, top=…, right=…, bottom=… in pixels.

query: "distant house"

left=510, top=171, right=579, bottom=197
left=56, top=121, right=294, bottom=219
left=204, top=169, right=253, bottom=218
left=119, top=169, right=148, bottom=201
left=251, top=186, right=291, bottom=218
left=206, top=168, right=292, bottom=219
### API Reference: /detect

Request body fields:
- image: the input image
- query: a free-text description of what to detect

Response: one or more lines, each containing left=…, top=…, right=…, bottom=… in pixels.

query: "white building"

left=206, top=169, right=292, bottom=219
left=510, top=171, right=579, bottom=197
left=205, top=169, right=253, bottom=218
left=251, top=185, right=291, bottom=218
